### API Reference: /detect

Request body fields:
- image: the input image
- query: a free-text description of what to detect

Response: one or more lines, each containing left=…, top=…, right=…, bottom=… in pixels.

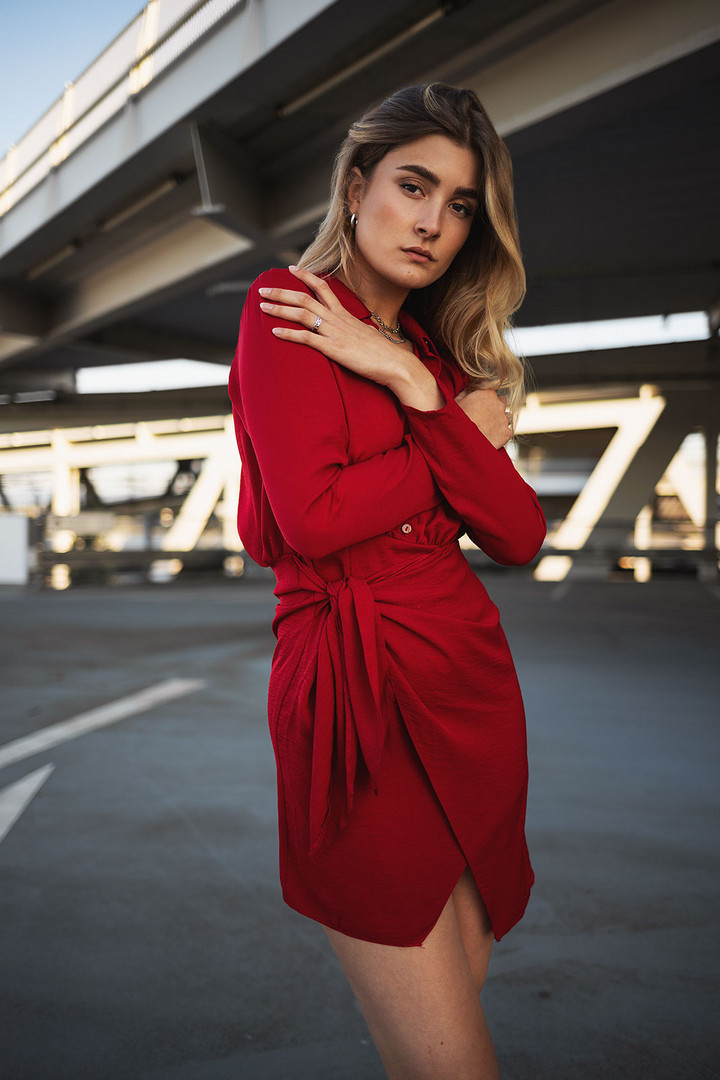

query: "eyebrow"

left=395, top=163, right=479, bottom=202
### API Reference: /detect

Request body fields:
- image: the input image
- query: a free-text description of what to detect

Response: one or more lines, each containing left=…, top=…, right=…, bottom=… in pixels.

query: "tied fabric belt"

left=272, top=541, right=462, bottom=858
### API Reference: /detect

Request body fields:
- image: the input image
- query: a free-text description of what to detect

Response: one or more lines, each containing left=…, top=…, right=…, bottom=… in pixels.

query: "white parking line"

left=0, top=764, right=55, bottom=844
left=0, top=678, right=206, bottom=770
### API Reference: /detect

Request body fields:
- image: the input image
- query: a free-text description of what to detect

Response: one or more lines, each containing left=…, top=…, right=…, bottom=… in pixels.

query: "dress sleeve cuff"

left=402, top=394, right=501, bottom=468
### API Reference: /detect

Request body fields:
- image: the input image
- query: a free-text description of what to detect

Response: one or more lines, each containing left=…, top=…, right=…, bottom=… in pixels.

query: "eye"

left=449, top=201, right=473, bottom=218
left=399, top=180, right=424, bottom=196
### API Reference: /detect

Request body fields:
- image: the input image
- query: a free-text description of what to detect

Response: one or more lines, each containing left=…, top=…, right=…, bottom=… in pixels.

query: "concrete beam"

left=189, top=123, right=268, bottom=247
left=592, top=390, right=702, bottom=546
left=703, top=421, right=719, bottom=556
left=0, top=286, right=47, bottom=337
left=452, top=0, right=720, bottom=136
left=0, top=368, right=76, bottom=394
left=708, top=296, right=720, bottom=336
left=25, top=176, right=200, bottom=288
left=0, top=424, right=231, bottom=473
left=0, top=334, right=40, bottom=367
left=0, top=216, right=252, bottom=365
left=161, top=417, right=237, bottom=552
left=520, top=386, right=718, bottom=579
left=0, top=0, right=336, bottom=261
left=0, top=385, right=230, bottom=434
left=519, top=393, right=666, bottom=550
left=261, top=0, right=720, bottom=243
left=530, top=340, right=717, bottom=389
left=81, top=324, right=229, bottom=365
left=50, top=217, right=252, bottom=340
left=265, top=150, right=337, bottom=242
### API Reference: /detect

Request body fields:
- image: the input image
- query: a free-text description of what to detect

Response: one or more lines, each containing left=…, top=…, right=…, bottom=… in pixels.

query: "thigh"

left=452, top=867, right=495, bottom=993
left=323, top=888, right=498, bottom=1080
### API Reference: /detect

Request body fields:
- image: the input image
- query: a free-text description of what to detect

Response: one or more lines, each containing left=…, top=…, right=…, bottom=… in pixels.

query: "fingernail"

left=258, top=287, right=270, bottom=296
left=259, top=302, right=271, bottom=311
left=271, top=327, right=283, bottom=336
left=288, top=264, right=298, bottom=271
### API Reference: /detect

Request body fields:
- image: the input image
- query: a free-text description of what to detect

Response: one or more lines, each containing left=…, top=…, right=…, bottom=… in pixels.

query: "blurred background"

left=1, top=0, right=718, bottom=590
left=1, top=5, right=719, bottom=1079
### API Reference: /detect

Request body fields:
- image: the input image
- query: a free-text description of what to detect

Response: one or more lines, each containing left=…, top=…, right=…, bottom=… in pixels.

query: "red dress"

left=229, top=269, right=546, bottom=946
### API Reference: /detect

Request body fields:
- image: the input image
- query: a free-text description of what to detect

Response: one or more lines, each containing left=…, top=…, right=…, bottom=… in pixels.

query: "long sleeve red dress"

left=229, top=268, right=547, bottom=946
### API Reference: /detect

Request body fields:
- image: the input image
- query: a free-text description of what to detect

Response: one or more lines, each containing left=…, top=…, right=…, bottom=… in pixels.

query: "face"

left=346, top=133, right=481, bottom=306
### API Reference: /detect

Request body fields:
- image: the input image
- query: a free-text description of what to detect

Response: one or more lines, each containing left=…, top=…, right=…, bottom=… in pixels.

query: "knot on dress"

left=291, top=558, right=388, bottom=859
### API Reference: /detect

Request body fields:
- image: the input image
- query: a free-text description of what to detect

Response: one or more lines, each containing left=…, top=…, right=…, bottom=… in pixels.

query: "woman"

left=229, top=83, right=546, bottom=1079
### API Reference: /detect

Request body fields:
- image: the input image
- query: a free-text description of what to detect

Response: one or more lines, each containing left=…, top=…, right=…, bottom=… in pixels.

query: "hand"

left=258, top=266, right=443, bottom=409
left=455, top=386, right=513, bottom=448
left=259, top=266, right=403, bottom=384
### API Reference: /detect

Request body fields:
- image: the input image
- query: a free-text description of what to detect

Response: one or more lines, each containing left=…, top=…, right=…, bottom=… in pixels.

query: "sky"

left=0, top=1, right=711, bottom=394
left=0, top=0, right=229, bottom=392
left=0, top=0, right=144, bottom=155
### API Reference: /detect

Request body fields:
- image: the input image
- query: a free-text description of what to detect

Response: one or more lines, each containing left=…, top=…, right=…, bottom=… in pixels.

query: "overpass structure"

left=0, top=0, right=718, bottom=581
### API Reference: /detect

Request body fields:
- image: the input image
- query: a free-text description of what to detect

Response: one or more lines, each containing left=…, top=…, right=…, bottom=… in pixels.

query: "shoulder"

left=250, top=269, right=358, bottom=313
left=249, top=267, right=314, bottom=296
left=238, top=268, right=314, bottom=342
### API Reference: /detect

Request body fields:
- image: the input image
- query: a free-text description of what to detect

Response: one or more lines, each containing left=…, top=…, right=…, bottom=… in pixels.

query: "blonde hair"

left=298, top=83, right=529, bottom=421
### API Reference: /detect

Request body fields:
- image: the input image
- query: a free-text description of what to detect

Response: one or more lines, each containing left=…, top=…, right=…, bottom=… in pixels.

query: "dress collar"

left=324, top=274, right=440, bottom=367
left=324, top=274, right=371, bottom=320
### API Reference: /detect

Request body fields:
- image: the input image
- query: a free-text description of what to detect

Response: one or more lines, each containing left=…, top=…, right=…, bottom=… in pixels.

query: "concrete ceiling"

left=0, top=0, right=718, bottom=397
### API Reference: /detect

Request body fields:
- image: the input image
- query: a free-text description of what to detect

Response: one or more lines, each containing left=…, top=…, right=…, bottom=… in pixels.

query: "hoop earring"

left=350, top=212, right=358, bottom=229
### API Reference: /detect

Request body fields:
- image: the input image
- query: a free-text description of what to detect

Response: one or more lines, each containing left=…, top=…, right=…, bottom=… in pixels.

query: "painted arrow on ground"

left=0, top=764, right=55, bottom=844
left=0, top=678, right=206, bottom=845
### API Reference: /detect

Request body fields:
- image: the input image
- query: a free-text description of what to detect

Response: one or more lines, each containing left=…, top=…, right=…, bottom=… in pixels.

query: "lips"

left=402, top=247, right=436, bottom=262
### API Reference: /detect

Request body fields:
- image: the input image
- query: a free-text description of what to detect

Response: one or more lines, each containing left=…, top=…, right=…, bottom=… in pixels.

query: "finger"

left=288, top=265, right=341, bottom=310
left=260, top=301, right=326, bottom=328
left=271, top=325, right=330, bottom=349
left=257, top=286, right=322, bottom=309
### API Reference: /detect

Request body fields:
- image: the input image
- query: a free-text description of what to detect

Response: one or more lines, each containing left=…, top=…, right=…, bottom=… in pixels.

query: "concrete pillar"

left=50, top=433, right=80, bottom=517
left=50, top=432, right=80, bottom=555
left=0, top=514, right=30, bottom=584
left=700, top=421, right=719, bottom=580
left=593, top=389, right=698, bottom=550
left=221, top=416, right=242, bottom=552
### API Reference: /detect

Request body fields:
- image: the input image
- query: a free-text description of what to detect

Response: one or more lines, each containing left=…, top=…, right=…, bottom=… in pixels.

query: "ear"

left=346, top=167, right=366, bottom=215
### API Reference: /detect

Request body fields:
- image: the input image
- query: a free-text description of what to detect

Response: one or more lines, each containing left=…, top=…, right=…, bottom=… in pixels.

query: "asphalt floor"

left=1, top=570, right=718, bottom=1079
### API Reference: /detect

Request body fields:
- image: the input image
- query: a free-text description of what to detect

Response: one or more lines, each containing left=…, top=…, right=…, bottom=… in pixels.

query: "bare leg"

left=323, top=872, right=500, bottom=1080
left=451, top=867, right=495, bottom=993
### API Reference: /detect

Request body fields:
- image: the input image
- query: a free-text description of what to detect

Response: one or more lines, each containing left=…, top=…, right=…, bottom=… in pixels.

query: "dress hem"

left=280, top=868, right=533, bottom=947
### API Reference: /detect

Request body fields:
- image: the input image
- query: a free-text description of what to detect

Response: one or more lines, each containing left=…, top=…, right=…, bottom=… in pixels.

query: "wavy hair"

left=298, top=83, right=529, bottom=420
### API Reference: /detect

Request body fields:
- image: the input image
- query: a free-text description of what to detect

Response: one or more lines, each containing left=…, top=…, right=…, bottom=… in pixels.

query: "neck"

left=336, top=267, right=408, bottom=328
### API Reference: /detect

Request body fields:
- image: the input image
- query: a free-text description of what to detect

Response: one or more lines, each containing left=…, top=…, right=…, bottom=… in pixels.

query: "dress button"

left=401, top=523, right=413, bottom=534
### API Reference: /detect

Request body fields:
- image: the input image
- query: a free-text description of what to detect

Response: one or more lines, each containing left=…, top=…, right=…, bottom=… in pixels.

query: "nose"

left=415, top=200, right=442, bottom=239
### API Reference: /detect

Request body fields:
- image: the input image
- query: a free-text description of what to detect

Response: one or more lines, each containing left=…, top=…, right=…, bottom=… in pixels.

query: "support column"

left=50, top=433, right=80, bottom=517
left=220, top=417, right=242, bottom=553
left=50, top=432, right=81, bottom=555
left=701, top=420, right=719, bottom=580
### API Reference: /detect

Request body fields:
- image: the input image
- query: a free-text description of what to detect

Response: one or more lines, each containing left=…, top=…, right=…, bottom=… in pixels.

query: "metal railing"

left=0, top=0, right=246, bottom=218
